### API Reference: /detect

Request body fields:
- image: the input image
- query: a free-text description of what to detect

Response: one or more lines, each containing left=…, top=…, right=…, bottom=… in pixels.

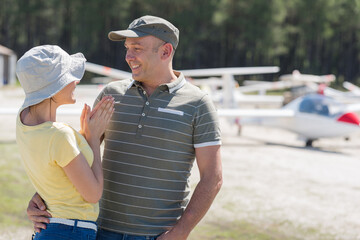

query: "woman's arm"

left=26, top=96, right=114, bottom=230
left=63, top=96, right=114, bottom=203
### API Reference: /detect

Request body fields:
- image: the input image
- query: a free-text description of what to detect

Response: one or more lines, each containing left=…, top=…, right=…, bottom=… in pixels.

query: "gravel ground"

left=1, top=85, right=360, bottom=239
left=206, top=122, right=360, bottom=239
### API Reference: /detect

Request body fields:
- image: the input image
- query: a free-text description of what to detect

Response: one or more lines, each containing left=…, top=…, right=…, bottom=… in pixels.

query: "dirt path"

left=195, top=121, right=360, bottom=239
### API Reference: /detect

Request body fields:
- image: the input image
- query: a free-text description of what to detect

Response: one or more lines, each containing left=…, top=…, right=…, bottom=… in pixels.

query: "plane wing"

left=0, top=107, right=83, bottom=115
left=85, top=62, right=132, bottom=79
left=85, top=62, right=280, bottom=79
left=180, top=66, right=280, bottom=77
left=217, top=108, right=295, bottom=118
left=279, top=71, right=335, bottom=83
left=0, top=108, right=18, bottom=115
left=343, top=81, right=360, bottom=95
left=237, top=80, right=307, bottom=93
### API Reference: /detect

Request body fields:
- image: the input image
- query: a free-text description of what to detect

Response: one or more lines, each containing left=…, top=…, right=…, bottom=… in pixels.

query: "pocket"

left=87, top=233, right=96, bottom=240
left=158, top=107, right=184, bottom=116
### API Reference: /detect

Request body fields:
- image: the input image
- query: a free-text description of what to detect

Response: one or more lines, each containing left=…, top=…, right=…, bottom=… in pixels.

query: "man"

left=27, top=15, right=222, bottom=240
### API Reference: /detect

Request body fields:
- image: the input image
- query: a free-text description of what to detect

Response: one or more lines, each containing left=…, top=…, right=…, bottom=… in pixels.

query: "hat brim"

left=108, top=30, right=149, bottom=41
left=20, top=53, right=86, bottom=112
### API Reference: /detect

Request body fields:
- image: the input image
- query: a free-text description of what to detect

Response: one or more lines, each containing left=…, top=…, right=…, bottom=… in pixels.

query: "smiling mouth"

left=130, top=63, right=140, bottom=71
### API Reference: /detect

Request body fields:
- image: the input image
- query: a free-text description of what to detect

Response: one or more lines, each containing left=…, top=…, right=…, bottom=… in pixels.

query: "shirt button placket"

left=136, top=99, right=150, bottom=138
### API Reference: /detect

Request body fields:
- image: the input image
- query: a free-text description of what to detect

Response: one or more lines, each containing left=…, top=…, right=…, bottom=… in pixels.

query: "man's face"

left=124, top=36, right=164, bottom=82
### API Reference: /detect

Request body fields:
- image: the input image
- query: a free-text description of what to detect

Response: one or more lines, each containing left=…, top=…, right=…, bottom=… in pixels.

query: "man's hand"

left=27, top=193, right=52, bottom=233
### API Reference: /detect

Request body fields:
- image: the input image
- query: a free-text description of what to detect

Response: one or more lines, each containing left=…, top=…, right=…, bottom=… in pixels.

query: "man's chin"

left=132, top=73, right=142, bottom=81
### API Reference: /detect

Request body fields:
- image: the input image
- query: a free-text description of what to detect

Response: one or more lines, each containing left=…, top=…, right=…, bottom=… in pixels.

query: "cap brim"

left=108, top=30, right=149, bottom=41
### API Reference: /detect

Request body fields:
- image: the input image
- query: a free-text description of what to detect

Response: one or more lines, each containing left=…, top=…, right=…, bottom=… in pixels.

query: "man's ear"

left=160, top=43, right=173, bottom=60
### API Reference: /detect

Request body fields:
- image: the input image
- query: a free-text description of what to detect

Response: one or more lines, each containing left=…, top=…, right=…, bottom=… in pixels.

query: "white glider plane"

left=218, top=93, right=360, bottom=147
left=240, top=70, right=335, bottom=95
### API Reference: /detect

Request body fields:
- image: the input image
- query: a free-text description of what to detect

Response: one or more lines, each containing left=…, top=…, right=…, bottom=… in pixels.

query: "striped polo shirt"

left=95, top=71, right=221, bottom=236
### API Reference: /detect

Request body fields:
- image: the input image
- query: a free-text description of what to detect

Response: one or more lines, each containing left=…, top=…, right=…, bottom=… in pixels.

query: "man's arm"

left=27, top=193, right=52, bottom=232
left=158, top=145, right=223, bottom=240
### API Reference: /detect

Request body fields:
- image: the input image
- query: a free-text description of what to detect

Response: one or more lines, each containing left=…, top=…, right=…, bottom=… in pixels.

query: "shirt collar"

left=129, top=71, right=186, bottom=93
left=167, top=71, right=186, bottom=93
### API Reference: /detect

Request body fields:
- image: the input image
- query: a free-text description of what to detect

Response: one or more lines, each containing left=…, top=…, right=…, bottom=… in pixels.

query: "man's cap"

left=108, top=15, right=179, bottom=49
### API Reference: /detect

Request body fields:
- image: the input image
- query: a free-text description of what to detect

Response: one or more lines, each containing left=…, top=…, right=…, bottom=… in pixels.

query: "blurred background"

left=1, top=0, right=360, bottom=85
left=1, top=1, right=360, bottom=240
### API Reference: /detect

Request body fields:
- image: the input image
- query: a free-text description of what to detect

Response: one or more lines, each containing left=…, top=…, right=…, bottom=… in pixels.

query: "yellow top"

left=16, top=114, right=99, bottom=221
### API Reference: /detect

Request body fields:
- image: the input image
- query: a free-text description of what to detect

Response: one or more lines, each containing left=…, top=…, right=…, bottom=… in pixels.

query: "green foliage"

left=1, top=0, right=360, bottom=82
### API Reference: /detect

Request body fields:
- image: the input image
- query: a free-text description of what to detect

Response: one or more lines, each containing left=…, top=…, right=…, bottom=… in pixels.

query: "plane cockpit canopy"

left=285, top=94, right=345, bottom=117
left=297, top=94, right=344, bottom=117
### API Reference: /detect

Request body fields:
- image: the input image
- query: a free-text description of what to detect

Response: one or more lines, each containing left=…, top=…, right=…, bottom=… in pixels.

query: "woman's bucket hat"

left=16, top=45, right=86, bottom=111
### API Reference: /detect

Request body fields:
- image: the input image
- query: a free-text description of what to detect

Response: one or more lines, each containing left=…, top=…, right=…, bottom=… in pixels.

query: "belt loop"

left=73, top=219, right=78, bottom=233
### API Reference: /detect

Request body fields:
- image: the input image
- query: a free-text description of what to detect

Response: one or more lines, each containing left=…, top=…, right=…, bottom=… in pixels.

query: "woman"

left=16, top=45, right=114, bottom=240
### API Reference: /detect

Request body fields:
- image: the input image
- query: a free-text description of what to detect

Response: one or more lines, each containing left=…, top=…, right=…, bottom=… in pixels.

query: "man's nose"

left=125, top=51, right=135, bottom=61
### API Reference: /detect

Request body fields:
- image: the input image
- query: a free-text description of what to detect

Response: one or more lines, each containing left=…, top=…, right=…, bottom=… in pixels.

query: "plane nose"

left=337, top=112, right=360, bottom=125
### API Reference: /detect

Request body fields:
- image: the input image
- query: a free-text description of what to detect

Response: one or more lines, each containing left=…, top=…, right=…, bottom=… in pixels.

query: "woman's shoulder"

left=50, top=122, right=81, bottom=147
left=51, top=122, right=76, bottom=137
left=101, top=79, right=134, bottom=94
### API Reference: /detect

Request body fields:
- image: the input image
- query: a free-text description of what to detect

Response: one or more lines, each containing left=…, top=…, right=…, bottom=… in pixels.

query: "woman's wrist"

left=87, top=137, right=101, bottom=148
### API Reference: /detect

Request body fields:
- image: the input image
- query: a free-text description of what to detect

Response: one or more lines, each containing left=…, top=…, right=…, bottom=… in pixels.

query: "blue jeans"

left=96, top=228, right=159, bottom=240
left=33, top=221, right=97, bottom=240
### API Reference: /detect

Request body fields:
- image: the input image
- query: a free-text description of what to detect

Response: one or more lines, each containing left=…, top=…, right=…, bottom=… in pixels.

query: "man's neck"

left=141, top=70, right=177, bottom=96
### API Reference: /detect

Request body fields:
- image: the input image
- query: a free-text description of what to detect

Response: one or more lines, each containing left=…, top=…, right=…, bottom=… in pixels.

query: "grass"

left=0, top=142, right=34, bottom=228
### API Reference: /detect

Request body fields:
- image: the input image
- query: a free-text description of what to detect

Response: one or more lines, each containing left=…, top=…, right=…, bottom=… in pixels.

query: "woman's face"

left=53, top=81, right=79, bottom=105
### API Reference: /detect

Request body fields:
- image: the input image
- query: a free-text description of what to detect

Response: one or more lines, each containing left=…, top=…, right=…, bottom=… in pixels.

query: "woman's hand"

left=80, top=96, right=114, bottom=144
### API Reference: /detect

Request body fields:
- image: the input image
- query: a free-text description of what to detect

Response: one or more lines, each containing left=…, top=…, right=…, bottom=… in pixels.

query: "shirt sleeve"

left=193, top=94, right=222, bottom=148
left=50, top=126, right=81, bottom=167
left=93, top=91, right=104, bottom=109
